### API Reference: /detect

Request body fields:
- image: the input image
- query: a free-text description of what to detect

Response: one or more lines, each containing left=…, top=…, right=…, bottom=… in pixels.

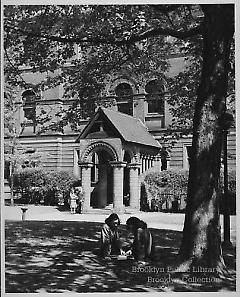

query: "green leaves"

left=4, top=5, right=234, bottom=141
left=143, top=170, right=189, bottom=207
left=13, top=168, right=78, bottom=203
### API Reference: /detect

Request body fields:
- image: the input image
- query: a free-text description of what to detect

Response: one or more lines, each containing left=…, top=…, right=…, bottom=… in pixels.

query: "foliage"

left=219, top=169, right=236, bottom=194
left=13, top=168, right=78, bottom=205
left=3, top=5, right=203, bottom=133
left=4, top=4, right=236, bottom=270
left=4, top=5, right=235, bottom=148
left=4, top=5, right=235, bottom=146
left=44, top=171, right=78, bottom=193
left=142, top=170, right=189, bottom=209
left=219, top=169, right=236, bottom=214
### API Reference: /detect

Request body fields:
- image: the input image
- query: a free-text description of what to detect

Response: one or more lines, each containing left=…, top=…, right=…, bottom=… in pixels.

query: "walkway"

left=3, top=205, right=236, bottom=243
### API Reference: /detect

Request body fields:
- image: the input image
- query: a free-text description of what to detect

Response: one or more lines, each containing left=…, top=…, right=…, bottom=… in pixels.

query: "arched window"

left=115, top=83, right=133, bottom=116
left=22, top=90, right=36, bottom=121
left=22, top=90, right=37, bottom=132
left=145, top=80, right=165, bottom=114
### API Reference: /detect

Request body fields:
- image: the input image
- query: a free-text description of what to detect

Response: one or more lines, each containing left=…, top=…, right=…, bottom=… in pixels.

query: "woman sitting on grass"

left=126, top=216, right=154, bottom=264
left=99, top=213, right=124, bottom=259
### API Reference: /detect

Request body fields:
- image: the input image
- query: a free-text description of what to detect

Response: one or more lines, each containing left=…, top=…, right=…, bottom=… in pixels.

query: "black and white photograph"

left=1, top=1, right=238, bottom=294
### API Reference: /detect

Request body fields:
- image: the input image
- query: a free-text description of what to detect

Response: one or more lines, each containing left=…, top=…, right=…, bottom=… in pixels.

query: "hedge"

left=219, top=169, right=236, bottom=214
left=141, top=169, right=236, bottom=213
left=13, top=168, right=78, bottom=205
left=141, top=170, right=189, bottom=211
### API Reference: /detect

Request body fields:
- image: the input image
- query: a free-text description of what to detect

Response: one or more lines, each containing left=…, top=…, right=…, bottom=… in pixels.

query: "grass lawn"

left=5, top=221, right=236, bottom=293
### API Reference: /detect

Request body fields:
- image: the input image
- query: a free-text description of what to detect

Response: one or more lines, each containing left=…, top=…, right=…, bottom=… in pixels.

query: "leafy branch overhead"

left=5, top=5, right=203, bottom=45
left=4, top=4, right=236, bottom=275
left=4, top=4, right=208, bottom=133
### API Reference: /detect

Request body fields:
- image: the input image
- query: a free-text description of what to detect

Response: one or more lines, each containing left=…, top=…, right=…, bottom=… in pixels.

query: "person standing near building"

left=75, top=186, right=84, bottom=213
left=69, top=187, right=78, bottom=214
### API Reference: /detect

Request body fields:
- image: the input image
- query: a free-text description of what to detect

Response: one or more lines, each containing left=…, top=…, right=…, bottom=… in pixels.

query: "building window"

left=160, top=147, right=170, bottom=171
left=4, top=160, right=10, bottom=180
left=22, top=90, right=37, bottom=132
left=145, top=80, right=165, bottom=114
left=115, top=83, right=133, bottom=116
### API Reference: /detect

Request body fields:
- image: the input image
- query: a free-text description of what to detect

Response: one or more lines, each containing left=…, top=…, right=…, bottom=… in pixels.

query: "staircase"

left=84, top=204, right=140, bottom=214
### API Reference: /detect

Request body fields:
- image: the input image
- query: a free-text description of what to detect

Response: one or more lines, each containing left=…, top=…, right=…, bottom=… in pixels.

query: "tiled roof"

left=77, top=107, right=161, bottom=149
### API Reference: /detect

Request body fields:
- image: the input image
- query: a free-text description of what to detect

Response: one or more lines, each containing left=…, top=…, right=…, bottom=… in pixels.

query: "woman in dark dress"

left=126, top=216, right=154, bottom=263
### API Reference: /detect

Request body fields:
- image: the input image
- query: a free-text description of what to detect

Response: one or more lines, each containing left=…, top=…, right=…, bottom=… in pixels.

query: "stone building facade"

left=4, top=56, right=236, bottom=212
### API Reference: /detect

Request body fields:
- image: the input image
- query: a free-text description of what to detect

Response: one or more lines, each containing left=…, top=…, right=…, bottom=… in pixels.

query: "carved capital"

left=109, top=161, right=127, bottom=168
left=127, top=163, right=141, bottom=169
left=78, top=162, right=94, bottom=168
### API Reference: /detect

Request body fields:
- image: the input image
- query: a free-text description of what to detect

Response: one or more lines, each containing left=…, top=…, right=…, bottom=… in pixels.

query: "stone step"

left=105, top=204, right=113, bottom=210
left=85, top=208, right=112, bottom=214
left=83, top=206, right=140, bottom=215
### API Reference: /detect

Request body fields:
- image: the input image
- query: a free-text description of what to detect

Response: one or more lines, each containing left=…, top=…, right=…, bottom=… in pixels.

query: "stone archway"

left=75, top=107, right=160, bottom=213
left=79, top=142, right=118, bottom=211
left=90, top=149, right=114, bottom=209
left=78, top=141, right=142, bottom=213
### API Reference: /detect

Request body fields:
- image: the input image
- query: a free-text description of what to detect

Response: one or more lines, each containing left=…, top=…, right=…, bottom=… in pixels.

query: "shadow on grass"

left=5, top=221, right=236, bottom=293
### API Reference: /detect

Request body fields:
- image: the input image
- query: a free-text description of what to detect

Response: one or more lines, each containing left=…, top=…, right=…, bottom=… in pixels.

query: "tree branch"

left=164, top=12, right=176, bottom=29
left=149, top=5, right=182, bottom=13
left=4, top=33, right=29, bottom=86
left=5, top=22, right=203, bottom=47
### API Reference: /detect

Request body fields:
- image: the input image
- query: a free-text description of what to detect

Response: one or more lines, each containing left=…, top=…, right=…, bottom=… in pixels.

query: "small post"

left=21, top=207, right=28, bottom=221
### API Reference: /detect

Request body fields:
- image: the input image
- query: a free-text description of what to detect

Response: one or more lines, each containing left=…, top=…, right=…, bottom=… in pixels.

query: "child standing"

left=69, top=187, right=78, bottom=214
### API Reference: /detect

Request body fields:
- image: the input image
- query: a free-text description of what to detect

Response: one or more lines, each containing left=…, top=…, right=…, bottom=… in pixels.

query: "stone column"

left=147, top=156, right=151, bottom=170
left=79, top=162, right=93, bottom=213
left=150, top=157, right=154, bottom=168
left=128, top=163, right=141, bottom=210
left=166, top=156, right=171, bottom=170
left=110, top=161, right=127, bottom=213
left=154, top=154, right=162, bottom=171
left=141, top=155, right=144, bottom=173
left=145, top=156, right=148, bottom=171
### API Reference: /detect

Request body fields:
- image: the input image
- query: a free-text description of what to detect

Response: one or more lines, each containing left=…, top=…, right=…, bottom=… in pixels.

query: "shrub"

left=141, top=168, right=236, bottom=213
left=13, top=168, right=78, bottom=205
left=219, top=169, right=236, bottom=214
left=43, top=171, right=78, bottom=205
left=142, top=170, right=189, bottom=212
left=13, top=168, right=47, bottom=204
left=219, top=169, right=236, bottom=194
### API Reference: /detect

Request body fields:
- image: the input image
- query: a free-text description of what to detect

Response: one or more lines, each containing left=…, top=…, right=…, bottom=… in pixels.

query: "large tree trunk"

left=178, top=5, right=234, bottom=273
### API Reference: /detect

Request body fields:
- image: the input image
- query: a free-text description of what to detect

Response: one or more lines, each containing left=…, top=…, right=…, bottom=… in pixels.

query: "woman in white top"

left=99, top=213, right=123, bottom=258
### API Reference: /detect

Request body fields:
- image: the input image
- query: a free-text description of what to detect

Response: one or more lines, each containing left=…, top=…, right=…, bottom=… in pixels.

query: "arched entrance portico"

left=90, top=149, right=114, bottom=209
left=75, top=107, right=161, bottom=213
left=79, top=142, right=119, bottom=212
left=78, top=141, right=142, bottom=213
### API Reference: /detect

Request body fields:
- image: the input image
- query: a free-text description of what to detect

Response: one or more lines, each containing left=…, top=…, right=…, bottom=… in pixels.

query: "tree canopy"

left=4, top=4, right=235, bottom=274
left=4, top=4, right=208, bottom=132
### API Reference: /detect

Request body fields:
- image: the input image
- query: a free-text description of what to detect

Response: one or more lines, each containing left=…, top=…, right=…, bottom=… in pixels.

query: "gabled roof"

left=76, top=107, right=161, bottom=149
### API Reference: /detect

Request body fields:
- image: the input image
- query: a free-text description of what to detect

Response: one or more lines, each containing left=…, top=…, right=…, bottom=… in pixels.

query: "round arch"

left=144, top=78, right=167, bottom=93
left=22, top=89, right=37, bottom=103
left=80, top=141, right=119, bottom=163
left=108, top=77, right=139, bottom=96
